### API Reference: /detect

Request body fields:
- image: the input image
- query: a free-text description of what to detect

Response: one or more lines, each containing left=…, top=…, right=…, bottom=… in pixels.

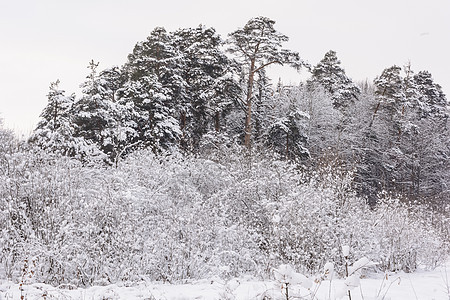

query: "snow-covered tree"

left=262, top=85, right=310, bottom=161
left=371, top=65, right=406, bottom=131
left=29, top=80, right=101, bottom=160
left=172, top=25, right=241, bottom=149
left=266, top=115, right=309, bottom=161
left=309, top=50, right=360, bottom=110
left=413, top=70, right=448, bottom=119
left=72, top=62, right=117, bottom=155
left=71, top=61, right=136, bottom=163
left=355, top=65, right=450, bottom=203
left=402, top=70, right=449, bottom=201
left=0, top=117, right=16, bottom=154
left=123, top=27, right=184, bottom=152
left=228, top=16, right=305, bottom=148
left=96, top=66, right=123, bottom=102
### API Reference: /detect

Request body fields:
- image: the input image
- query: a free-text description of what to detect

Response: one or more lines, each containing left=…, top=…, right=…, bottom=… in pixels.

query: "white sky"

left=1, top=0, right=449, bottom=136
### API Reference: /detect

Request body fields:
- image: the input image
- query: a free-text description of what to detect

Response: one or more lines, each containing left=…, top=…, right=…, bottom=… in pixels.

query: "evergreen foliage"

left=309, top=50, right=360, bottom=110
left=123, top=27, right=184, bottom=152
left=29, top=80, right=102, bottom=161
left=172, top=25, right=241, bottom=149
left=228, top=16, right=305, bottom=147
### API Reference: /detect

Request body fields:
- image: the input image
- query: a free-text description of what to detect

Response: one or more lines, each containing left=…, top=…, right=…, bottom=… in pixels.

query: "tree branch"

left=252, top=60, right=282, bottom=74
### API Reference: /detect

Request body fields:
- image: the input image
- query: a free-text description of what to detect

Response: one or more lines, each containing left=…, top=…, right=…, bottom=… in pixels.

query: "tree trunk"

left=285, top=132, right=289, bottom=159
left=244, top=59, right=256, bottom=148
left=180, top=111, right=186, bottom=134
left=214, top=111, right=220, bottom=132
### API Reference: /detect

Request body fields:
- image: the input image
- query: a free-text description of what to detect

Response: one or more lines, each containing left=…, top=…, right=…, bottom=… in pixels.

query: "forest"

left=0, top=16, right=449, bottom=289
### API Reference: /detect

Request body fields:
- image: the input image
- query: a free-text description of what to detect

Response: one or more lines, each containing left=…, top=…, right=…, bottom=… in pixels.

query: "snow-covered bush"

left=273, top=264, right=312, bottom=299
left=0, top=143, right=448, bottom=286
left=118, top=150, right=273, bottom=281
left=365, top=195, right=448, bottom=272
left=268, top=173, right=447, bottom=274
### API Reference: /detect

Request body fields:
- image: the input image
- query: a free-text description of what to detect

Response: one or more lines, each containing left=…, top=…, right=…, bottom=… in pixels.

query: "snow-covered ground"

left=1, top=263, right=449, bottom=300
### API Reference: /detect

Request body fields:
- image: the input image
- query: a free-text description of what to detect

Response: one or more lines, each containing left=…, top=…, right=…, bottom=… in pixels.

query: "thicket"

left=0, top=133, right=448, bottom=285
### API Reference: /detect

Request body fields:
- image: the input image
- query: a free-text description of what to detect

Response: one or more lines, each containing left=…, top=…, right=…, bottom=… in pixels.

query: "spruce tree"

left=71, top=61, right=136, bottom=163
left=30, top=80, right=101, bottom=160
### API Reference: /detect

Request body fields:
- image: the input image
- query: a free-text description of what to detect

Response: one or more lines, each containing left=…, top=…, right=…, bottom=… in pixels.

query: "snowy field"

left=1, top=263, right=449, bottom=300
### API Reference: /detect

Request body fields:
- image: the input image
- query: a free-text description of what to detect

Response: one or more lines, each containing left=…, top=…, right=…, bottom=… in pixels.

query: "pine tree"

left=357, top=65, right=449, bottom=202
left=228, top=16, right=305, bottom=148
left=173, top=25, right=241, bottom=149
left=406, top=70, right=449, bottom=200
left=38, top=80, right=74, bottom=133
left=360, top=66, right=406, bottom=197
left=371, top=65, right=406, bottom=134
left=123, top=27, right=184, bottom=152
left=95, top=66, right=139, bottom=163
left=413, top=70, right=448, bottom=118
left=97, top=66, right=123, bottom=102
left=309, top=50, right=360, bottom=110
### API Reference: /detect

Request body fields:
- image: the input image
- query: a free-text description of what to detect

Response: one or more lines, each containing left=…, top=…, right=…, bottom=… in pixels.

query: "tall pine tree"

left=173, top=25, right=241, bottom=149
left=228, top=16, right=305, bottom=148
left=122, top=27, right=184, bottom=152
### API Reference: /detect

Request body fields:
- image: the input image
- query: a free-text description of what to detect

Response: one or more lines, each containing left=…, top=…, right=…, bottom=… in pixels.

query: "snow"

left=273, top=264, right=312, bottom=289
left=349, top=257, right=375, bottom=275
left=342, top=245, right=350, bottom=257
left=1, top=263, right=448, bottom=300
left=323, top=262, right=335, bottom=280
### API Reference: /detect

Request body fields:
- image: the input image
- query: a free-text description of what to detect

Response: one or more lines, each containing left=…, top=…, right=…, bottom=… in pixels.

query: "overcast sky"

left=1, top=0, right=449, bottom=135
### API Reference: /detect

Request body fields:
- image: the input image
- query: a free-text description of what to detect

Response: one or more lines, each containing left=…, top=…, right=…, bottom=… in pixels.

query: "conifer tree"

left=371, top=65, right=406, bottom=133
left=173, top=25, right=241, bottom=149
left=309, top=50, right=360, bottom=110
left=358, top=65, right=449, bottom=202
left=122, top=27, right=183, bottom=152
left=266, top=114, right=309, bottom=161
left=97, top=66, right=123, bottom=102
left=30, top=80, right=101, bottom=159
left=407, top=70, right=449, bottom=200
left=413, top=71, right=448, bottom=118
left=72, top=61, right=135, bottom=162
left=228, top=16, right=305, bottom=148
